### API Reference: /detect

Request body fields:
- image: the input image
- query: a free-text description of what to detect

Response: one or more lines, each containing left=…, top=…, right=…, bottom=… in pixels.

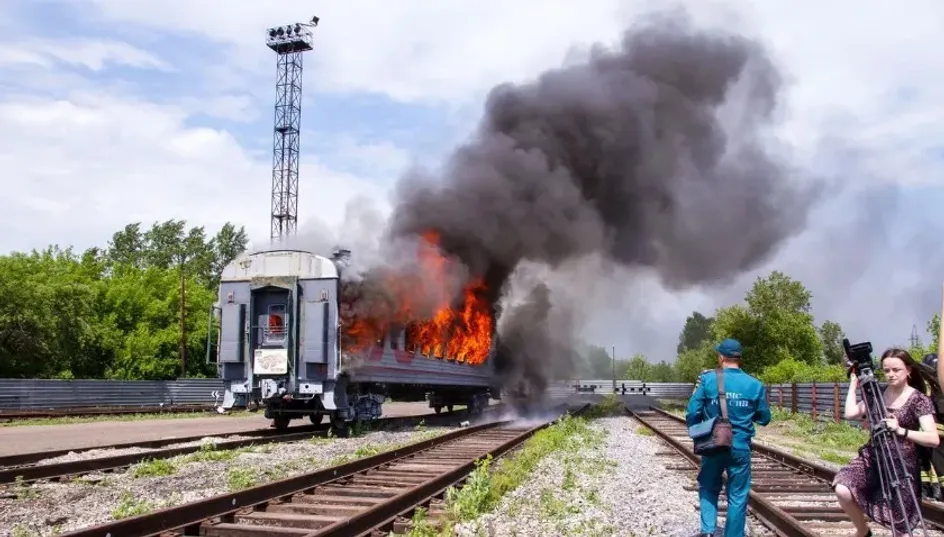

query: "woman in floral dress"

left=833, top=348, right=940, bottom=536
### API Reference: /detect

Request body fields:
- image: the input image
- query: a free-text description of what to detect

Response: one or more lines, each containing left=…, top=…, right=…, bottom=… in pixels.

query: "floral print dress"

left=832, top=389, right=935, bottom=534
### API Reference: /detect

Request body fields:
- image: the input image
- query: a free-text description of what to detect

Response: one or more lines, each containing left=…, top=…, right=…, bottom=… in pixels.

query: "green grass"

left=225, top=467, right=256, bottom=490
left=769, top=407, right=867, bottom=451
left=183, top=440, right=245, bottom=463
left=111, top=491, right=155, bottom=520
left=130, top=458, right=177, bottom=478
left=11, top=525, right=40, bottom=537
left=660, top=401, right=862, bottom=465
left=13, top=476, right=37, bottom=500
left=401, top=411, right=609, bottom=536
left=584, top=394, right=625, bottom=419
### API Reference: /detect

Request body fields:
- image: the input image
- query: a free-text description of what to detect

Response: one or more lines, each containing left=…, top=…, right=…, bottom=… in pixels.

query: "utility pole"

left=611, top=345, right=616, bottom=393
left=180, top=264, right=187, bottom=378
left=910, top=324, right=921, bottom=349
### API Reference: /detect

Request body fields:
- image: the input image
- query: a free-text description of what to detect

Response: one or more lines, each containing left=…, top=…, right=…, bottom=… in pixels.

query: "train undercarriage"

left=251, top=378, right=495, bottom=435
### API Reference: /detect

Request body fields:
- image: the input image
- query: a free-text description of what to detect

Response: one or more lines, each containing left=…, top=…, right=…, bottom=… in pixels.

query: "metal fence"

left=550, top=380, right=867, bottom=426
left=0, top=377, right=866, bottom=421
left=765, top=382, right=866, bottom=425
left=0, top=378, right=224, bottom=410
left=547, top=380, right=695, bottom=399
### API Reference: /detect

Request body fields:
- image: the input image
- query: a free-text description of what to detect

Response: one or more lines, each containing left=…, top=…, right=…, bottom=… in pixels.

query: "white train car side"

left=214, top=248, right=499, bottom=431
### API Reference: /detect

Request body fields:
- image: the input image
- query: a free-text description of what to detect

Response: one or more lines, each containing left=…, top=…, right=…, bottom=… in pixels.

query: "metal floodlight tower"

left=266, top=16, right=319, bottom=244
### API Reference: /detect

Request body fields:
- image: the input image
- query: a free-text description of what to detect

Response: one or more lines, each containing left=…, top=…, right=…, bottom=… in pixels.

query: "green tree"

left=929, top=314, right=941, bottom=355
left=0, top=220, right=245, bottom=380
left=102, top=265, right=215, bottom=379
left=623, top=353, right=652, bottom=381
left=711, top=271, right=822, bottom=372
left=674, top=341, right=718, bottom=383
left=818, top=320, right=846, bottom=365
left=758, top=358, right=847, bottom=384
left=677, top=312, right=714, bottom=354
left=576, top=345, right=615, bottom=379
left=650, top=361, right=676, bottom=382
left=105, top=219, right=247, bottom=285
left=210, top=223, right=250, bottom=286
left=0, top=247, right=113, bottom=378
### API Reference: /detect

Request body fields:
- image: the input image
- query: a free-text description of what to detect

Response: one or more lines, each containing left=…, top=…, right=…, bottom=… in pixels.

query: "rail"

left=630, top=407, right=944, bottom=535
left=0, top=409, right=488, bottom=485
left=59, top=403, right=588, bottom=537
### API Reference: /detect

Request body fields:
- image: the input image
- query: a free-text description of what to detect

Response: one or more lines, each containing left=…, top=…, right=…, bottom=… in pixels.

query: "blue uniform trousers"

left=698, top=449, right=752, bottom=537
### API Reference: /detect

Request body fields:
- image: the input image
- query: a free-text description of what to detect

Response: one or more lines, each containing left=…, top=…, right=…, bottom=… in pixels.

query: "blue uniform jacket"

left=686, top=368, right=772, bottom=452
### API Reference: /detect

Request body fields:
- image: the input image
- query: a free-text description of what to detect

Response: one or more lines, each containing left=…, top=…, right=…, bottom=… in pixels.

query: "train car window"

left=404, top=323, right=417, bottom=354
left=388, top=327, right=400, bottom=350
left=265, top=304, right=287, bottom=344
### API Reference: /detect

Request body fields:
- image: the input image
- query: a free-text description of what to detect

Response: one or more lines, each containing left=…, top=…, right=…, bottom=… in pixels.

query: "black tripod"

left=847, top=339, right=929, bottom=536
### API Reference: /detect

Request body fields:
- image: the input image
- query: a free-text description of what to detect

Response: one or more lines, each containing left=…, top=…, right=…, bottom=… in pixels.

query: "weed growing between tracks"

left=402, top=402, right=624, bottom=536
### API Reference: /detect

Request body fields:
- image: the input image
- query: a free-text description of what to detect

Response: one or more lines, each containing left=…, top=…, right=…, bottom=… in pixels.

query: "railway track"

left=56, top=403, right=585, bottom=537
left=0, top=408, right=491, bottom=485
left=631, top=407, right=944, bottom=537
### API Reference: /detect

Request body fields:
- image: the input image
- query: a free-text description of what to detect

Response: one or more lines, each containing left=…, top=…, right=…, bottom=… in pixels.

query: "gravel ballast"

left=0, top=425, right=454, bottom=537
left=453, top=416, right=766, bottom=537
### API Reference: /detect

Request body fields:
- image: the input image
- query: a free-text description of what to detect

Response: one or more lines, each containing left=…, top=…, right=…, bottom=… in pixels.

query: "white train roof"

left=220, top=249, right=339, bottom=281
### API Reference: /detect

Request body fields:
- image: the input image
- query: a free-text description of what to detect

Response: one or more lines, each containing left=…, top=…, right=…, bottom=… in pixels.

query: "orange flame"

left=340, top=231, right=493, bottom=365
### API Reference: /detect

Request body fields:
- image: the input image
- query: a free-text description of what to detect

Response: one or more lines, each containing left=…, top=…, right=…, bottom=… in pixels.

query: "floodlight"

left=311, top=16, right=320, bottom=26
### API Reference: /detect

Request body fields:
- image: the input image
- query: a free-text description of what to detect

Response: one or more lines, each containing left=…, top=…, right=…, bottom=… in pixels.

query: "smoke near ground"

left=380, top=10, right=817, bottom=391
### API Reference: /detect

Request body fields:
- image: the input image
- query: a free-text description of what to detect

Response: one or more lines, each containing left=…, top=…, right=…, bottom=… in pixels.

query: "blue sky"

left=1, top=0, right=942, bottom=362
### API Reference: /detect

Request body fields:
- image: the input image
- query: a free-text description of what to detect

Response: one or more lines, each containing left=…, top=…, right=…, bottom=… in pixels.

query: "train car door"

left=251, top=286, right=292, bottom=377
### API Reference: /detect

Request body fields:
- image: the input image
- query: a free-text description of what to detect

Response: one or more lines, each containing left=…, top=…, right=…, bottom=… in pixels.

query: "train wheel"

left=447, top=405, right=454, bottom=413
left=433, top=405, right=442, bottom=414
left=272, top=415, right=291, bottom=431
left=331, top=416, right=350, bottom=438
left=309, top=413, right=324, bottom=425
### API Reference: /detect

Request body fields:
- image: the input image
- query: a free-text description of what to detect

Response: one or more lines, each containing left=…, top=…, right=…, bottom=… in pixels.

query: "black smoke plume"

left=383, top=10, right=817, bottom=391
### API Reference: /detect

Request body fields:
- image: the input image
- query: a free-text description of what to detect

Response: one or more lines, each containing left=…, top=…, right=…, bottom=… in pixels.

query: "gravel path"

left=453, top=417, right=769, bottom=537
left=0, top=425, right=455, bottom=537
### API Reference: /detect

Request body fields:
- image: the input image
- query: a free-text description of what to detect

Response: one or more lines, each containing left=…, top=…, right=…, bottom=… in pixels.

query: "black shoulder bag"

left=688, top=368, right=733, bottom=455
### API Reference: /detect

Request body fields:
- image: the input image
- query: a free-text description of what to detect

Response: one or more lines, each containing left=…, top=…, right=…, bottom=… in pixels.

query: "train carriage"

left=213, top=249, right=499, bottom=431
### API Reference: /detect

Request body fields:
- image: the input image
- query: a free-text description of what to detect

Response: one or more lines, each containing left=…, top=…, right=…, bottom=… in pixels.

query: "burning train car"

left=212, top=240, right=500, bottom=431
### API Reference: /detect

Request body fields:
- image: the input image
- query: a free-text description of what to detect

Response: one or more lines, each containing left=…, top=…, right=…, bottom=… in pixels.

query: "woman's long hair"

left=881, top=348, right=930, bottom=395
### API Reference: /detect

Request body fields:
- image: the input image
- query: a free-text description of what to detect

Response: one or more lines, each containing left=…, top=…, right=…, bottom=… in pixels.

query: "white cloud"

left=0, top=90, right=391, bottom=254
left=176, top=94, right=260, bottom=123
left=0, top=38, right=172, bottom=71
left=80, top=0, right=944, bottom=189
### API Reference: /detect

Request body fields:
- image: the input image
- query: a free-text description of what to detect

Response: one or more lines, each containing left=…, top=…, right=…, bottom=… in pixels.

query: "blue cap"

left=715, top=338, right=743, bottom=358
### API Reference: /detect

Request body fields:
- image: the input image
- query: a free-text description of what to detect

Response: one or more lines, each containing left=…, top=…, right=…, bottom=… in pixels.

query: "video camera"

left=843, top=338, right=875, bottom=377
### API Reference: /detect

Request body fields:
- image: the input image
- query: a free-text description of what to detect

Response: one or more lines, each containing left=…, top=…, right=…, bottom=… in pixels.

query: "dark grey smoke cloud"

left=383, top=10, right=818, bottom=390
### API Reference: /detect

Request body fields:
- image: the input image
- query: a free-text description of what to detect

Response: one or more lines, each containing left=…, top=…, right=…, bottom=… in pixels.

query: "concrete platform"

left=0, top=401, right=448, bottom=456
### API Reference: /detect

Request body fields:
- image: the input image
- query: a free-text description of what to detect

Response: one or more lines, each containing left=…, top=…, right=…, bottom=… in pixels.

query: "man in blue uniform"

left=687, top=338, right=771, bottom=537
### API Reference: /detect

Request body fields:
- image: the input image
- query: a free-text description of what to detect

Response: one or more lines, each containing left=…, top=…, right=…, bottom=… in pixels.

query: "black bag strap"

left=715, top=368, right=729, bottom=420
